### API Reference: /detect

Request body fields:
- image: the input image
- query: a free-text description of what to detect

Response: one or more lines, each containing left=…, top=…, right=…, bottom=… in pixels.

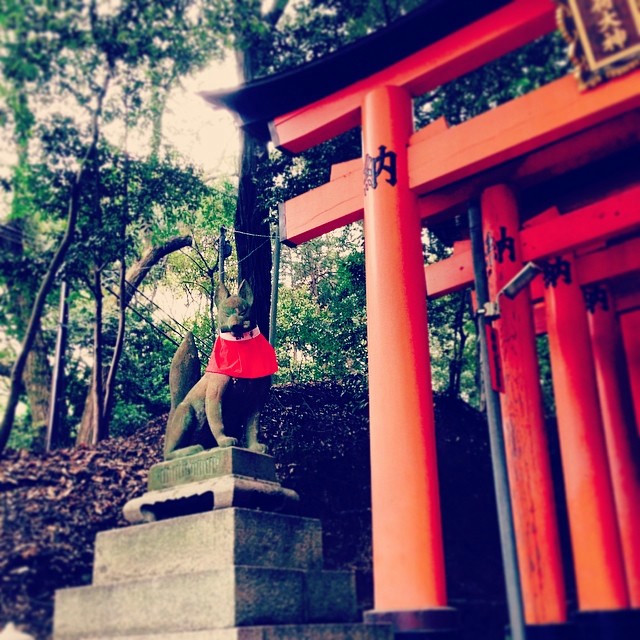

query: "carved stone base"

left=123, top=447, right=299, bottom=524
left=147, top=447, right=278, bottom=491
left=123, top=475, right=299, bottom=524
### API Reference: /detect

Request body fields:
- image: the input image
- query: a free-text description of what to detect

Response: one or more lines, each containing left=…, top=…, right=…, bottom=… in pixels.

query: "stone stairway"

left=53, top=448, right=392, bottom=640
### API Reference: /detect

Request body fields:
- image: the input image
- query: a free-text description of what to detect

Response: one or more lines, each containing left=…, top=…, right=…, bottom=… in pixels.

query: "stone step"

left=54, top=622, right=393, bottom=640
left=93, top=509, right=323, bottom=585
left=54, top=567, right=357, bottom=638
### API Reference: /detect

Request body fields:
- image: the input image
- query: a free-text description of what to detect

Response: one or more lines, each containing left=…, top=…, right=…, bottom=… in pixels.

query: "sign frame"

left=556, top=0, right=640, bottom=88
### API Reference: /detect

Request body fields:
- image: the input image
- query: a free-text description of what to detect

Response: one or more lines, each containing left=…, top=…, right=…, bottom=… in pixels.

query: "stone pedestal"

left=123, top=447, right=299, bottom=524
left=53, top=449, right=392, bottom=640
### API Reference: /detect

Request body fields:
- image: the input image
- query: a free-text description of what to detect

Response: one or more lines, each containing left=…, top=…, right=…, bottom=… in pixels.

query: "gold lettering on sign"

left=592, top=0, right=628, bottom=51
left=557, top=0, right=640, bottom=88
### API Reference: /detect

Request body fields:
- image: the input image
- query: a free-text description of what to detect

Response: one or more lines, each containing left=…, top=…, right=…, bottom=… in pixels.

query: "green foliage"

left=537, top=335, right=556, bottom=418
left=274, top=228, right=367, bottom=383
left=6, top=402, right=33, bottom=450
left=428, top=292, right=479, bottom=404
left=276, top=286, right=333, bottom=381
left=162, top=179, right=237, bottom=346
left=107, top=315, right=175, bottom=437
left=415, top=32, right=570, bottom=127
left=264, top=0, right=424, bottom=75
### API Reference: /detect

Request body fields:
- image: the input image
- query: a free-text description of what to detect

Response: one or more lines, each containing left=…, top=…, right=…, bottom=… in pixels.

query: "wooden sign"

left=557, top=0, right=640, bottom=88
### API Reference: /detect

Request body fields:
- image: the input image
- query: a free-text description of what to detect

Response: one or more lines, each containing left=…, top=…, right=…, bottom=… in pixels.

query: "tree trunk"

left=103, top=252, right=127, bottom=428
left=448, top=290, right=468, bottom=398
left=235, top=131, right=272, bottom=335
left=23, top=332, right=53, bottom=451
left=234, top=33, right=274, bottom=336
left=93, top=269, right=106, bottom=442
left=4, top=224, right=53, bottom=450
left=124, top=235, right=192, bottom=307
left=76, top=269, right=106, bottom=446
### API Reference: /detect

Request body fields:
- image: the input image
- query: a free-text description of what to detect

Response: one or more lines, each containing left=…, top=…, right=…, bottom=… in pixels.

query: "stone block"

left=249, top=624, right=393, bottom=640
left=123, top=476, right=299, bottom=524
left=305, top=571, right=357, bottom=623
left=93, top=509, right=323, bottom=585
left=55, top=567, right=357, bottom=638
left=55, top=568, right=302, bottom=637
left=148, top=448, right=277, bottom=491
left=55, top=623, right=394, bottom=640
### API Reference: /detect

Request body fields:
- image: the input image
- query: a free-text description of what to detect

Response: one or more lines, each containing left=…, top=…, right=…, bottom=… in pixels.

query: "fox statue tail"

left=167, top=332, right=201, bottom=427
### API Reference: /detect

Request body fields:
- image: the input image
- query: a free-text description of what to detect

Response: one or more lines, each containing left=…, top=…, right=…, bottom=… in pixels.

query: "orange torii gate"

left=205, top=1, right=640, bottom=639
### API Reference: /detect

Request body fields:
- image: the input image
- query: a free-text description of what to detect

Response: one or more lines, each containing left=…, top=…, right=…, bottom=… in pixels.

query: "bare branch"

left=179, top=247, right=208, bottom=272
left=123, top=235, right=193, bottom=307
left=103, top=128, right=130, bottom=429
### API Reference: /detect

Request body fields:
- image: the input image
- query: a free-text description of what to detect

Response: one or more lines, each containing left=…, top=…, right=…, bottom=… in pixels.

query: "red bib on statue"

left=205, top=327, right=278, bottom=378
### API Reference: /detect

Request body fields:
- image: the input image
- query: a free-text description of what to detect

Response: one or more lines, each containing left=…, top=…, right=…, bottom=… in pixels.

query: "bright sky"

left=164, top=57, right=241, bottom=177
left=145, top=56, right=245, bottom=326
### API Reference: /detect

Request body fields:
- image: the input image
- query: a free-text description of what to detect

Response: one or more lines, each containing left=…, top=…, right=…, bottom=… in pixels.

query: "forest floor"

left=0, top=380, right=508, bottom=640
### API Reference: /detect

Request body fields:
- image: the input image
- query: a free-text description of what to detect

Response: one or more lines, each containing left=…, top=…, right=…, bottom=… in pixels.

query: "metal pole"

left=468, top=202, right=527, bottom=640
left=46, top=280, right=69, bottom=451
left=218, top=227, right=226, bottom=285
left=269, top=226, right=281, bottom=347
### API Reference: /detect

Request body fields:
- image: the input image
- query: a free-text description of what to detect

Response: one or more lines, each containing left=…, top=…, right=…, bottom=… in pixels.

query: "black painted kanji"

left=582, top=284, right=609, bottom=313
left=542, top=257, right=572, bottom=288
left=495, top=226, right=516, bottom=263
left=364, top=145, right=397, bottom=194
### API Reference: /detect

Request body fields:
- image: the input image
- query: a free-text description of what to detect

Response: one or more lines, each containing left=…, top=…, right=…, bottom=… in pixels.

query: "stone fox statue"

left=164, top=281, right=277, bottom=460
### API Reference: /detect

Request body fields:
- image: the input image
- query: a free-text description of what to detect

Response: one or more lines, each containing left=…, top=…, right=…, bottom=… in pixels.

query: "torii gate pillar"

left=481, top=185, right=567, bottom=630
left=619, top=309, right=640, bottom=435
left=587, top=286, right=640, bottom=607
left=543, top=254, right=633, bottom=635
left=360, top=86, right=454, bottom=637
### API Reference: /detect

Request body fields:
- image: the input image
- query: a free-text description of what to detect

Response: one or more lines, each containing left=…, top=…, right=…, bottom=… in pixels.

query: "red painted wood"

left=588, top=287, right=640, bottom=606
left=520, top=184, right=640, bottom=262
left=544, top=254, right=629, bottom=610
left=408, top=71, right=640, bottom=194
left=423, top=185, right=640, bottom=299
left=533, top=301, right=546, bottom=334
left=424, top=243, right=473, bottom=298
left=620, top=310, right=640, bottom=436
left=271, top=0, right=555, bottom=152
left=329, top=157, right=360, bottom=181
left=279, top=105, right=640, bottom=246
left=482, top=185, right=567, bottom=624
left=616, top=290, right=640, bottom=314
left=363, top=85, right=447, bottom=611
left=280, top=169, right=363, bottom=246
left=577, top=237, right=640, bottom=289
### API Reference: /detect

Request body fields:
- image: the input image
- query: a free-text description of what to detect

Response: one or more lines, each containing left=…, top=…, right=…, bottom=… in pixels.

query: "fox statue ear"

left=215, top=282, right=230, bottom=307
left=238, top=279, right=254, bottom=306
